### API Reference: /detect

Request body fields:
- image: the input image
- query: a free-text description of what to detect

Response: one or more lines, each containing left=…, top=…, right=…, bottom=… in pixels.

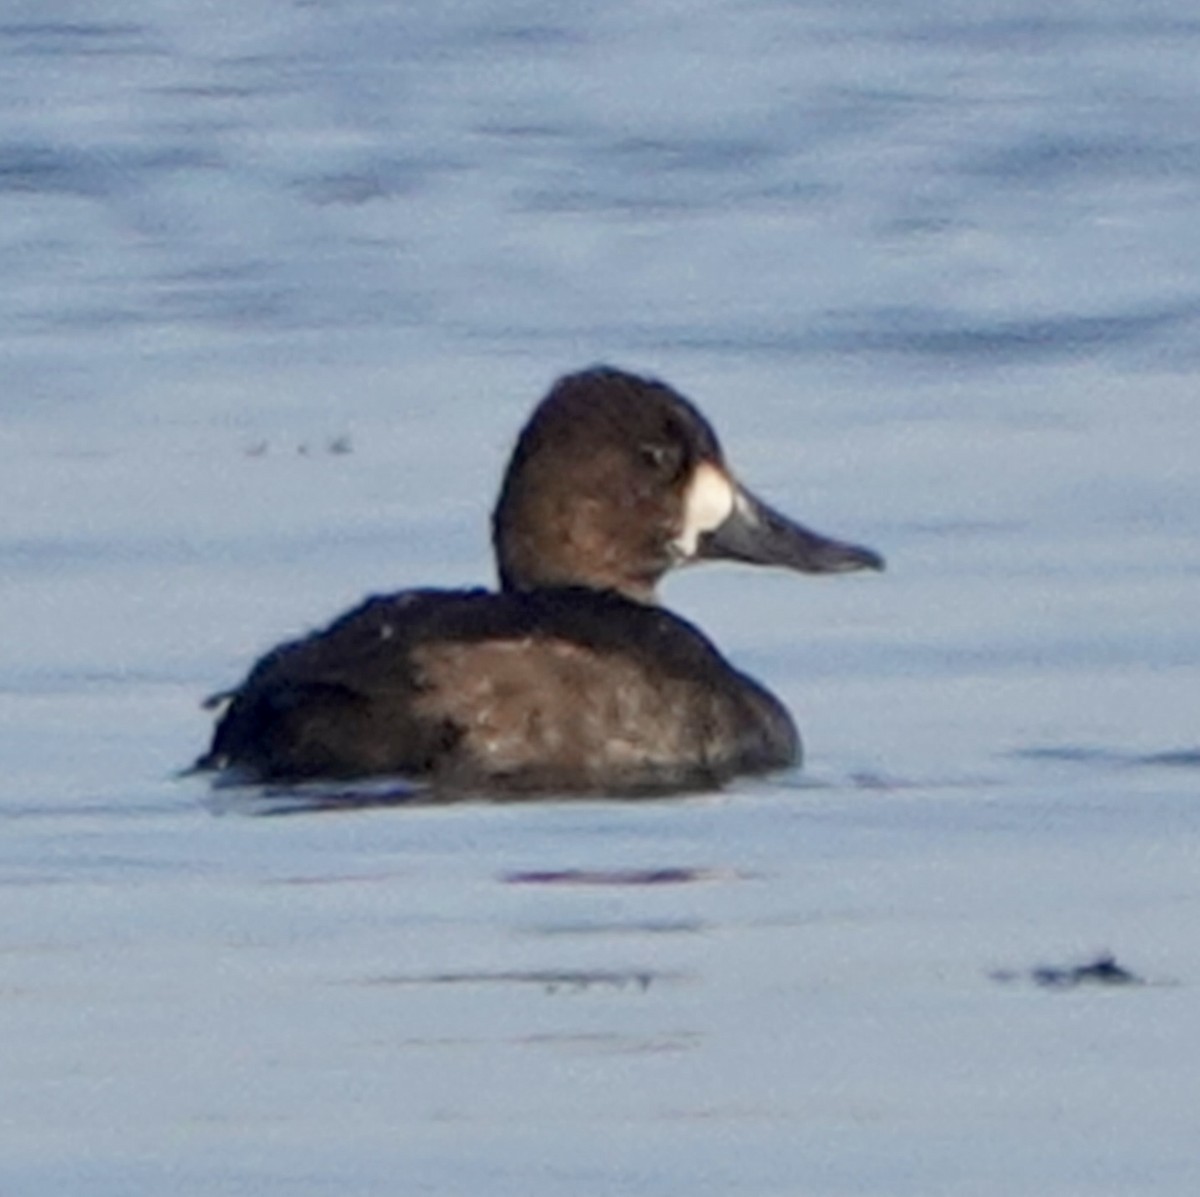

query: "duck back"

left=199, top=587, right=799, bottom=794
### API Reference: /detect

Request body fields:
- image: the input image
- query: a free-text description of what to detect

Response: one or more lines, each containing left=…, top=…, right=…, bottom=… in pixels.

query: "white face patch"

left=674, top=461, right=736, bottom=559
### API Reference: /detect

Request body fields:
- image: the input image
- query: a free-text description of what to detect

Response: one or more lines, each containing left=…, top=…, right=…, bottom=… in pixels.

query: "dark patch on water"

left=1139, top=749, right=1200, bottom=768
left=814, top=300, right=1200, bottom=363
left=470, top=20, right=587, bottom=50
left=498, top=295, right=1200, bottom=368
left=0, top=22, right=153, bottom=57
left=392, top=1029, right=701, bottom=1054
left=963, top=133, right=1200, bottom=186
left=295, top=156, right=442, bottom=206
left=525, top=918, right=707, bottom=938
left=898, top=13, right=1200, bottom=50
left=991, top=954, right=1146, bottom=990
left=503, top=867, right=727, bottom=887
left=517, top=131, right=784, bottom=216
left=0, top=144, right=112, bottom=198
left=602, top=134, right=777, bottom=176
left=1013, top=746, right=1127, bottom=766
left=203, top=780, right=426, bottom=817
left=366, top=968, right=676, bottom=995
left=1013, top=745, right=1200, bottom=770
left=514, top=1030, right=701, bottom=1054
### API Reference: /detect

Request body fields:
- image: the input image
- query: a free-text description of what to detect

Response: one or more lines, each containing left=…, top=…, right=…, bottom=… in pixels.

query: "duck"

left=196, top=366, right=883, bottom=796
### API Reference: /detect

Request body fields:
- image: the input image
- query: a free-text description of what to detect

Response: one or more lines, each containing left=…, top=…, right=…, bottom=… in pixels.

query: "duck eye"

left=639, top=442, right=681, bottom=476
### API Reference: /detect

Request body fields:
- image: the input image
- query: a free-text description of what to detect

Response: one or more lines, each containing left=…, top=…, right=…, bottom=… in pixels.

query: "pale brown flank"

left=411, top=638, right=722, bottom=789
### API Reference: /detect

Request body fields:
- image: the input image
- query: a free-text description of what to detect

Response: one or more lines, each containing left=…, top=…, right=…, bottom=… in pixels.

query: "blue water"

left=3, top=2, right=1200, bottom=1193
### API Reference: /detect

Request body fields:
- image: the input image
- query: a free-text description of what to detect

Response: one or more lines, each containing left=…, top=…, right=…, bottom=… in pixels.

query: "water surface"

left=2, top=2, right=1199, bottom=1193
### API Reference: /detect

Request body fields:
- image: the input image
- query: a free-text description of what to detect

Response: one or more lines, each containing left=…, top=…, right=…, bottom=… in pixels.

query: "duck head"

left=492, top=367, right=883, bottom=603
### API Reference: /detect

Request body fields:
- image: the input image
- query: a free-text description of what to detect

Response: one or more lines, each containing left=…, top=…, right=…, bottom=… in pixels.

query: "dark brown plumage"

left=198, top=366, right=883, bottom=795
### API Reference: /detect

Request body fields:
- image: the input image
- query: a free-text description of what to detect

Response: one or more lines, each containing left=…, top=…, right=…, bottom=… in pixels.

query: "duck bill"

left=696, top=485, right=885, bottom=575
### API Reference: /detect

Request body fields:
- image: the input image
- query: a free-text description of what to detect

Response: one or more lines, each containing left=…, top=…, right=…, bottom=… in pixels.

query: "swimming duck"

left=197, top=367, right=883, bottom=795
